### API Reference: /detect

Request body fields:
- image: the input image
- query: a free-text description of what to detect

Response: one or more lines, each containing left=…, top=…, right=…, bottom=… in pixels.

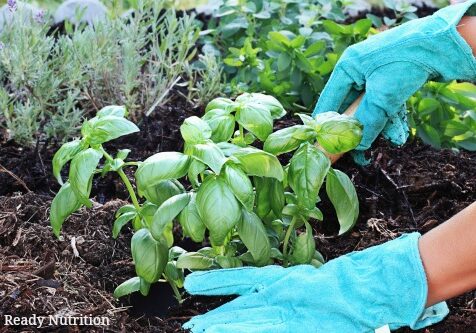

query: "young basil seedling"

left=50, top=93, right=363, bottom=303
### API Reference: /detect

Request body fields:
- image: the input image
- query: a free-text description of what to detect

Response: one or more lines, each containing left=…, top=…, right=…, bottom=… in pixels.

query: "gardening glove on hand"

left=312, top=0, right=476, bottom=156
left=183, top=233, right=449, bottom=333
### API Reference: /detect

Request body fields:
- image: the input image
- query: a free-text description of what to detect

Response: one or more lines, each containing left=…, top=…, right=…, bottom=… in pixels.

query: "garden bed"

left=1, top=94, right=475, bottom=332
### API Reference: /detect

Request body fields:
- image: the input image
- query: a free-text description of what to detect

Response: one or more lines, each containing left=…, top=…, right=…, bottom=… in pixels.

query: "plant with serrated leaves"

left=50, top=93, right=362, bottom=303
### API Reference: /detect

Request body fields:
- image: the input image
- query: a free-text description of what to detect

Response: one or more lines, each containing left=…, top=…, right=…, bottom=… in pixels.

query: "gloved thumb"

left=184, top=266, right=286, bottom=296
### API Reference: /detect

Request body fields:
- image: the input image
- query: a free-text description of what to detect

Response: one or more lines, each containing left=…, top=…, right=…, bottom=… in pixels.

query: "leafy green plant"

left=0, top=0, right=203, bottom=145
left=408, top=81, right=476, bottom=151
left=50, top=93, right=362, bottom=302
left=200, top=0, right=374, bottom=110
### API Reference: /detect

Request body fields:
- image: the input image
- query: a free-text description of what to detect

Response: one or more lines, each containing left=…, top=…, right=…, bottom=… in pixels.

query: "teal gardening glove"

left=184, top=233, right=449, bottom=332
left=312, top=1, right=476, bottom=153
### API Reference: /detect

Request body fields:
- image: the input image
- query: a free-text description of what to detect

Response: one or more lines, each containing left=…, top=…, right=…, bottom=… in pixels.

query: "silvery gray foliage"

left=54, top=0, right=108, bottom=25
left=0, top=1, right=43, bottom=33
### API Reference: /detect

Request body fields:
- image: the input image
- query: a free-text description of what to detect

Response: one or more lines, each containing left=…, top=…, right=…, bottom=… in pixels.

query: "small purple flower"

left=34, top=10, right=45, bottom=23
left=7, top=0, right=17, bottom=13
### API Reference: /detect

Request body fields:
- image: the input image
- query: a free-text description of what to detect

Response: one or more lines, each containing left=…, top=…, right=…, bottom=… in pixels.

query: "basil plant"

left=49, top=93, right=362, bottom=303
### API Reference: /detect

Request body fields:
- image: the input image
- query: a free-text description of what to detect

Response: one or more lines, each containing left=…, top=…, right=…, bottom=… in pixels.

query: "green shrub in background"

left=408, top=81, right=476, bottom=151
left=0, top=0, right=223, bottom=145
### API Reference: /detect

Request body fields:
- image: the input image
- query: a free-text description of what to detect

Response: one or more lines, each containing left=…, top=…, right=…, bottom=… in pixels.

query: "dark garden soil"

left=1, top=94, right=475, bottom=332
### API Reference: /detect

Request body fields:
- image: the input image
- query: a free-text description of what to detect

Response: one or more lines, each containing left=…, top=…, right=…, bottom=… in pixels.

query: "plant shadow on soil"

left=1, top=101, right=475, bottom=332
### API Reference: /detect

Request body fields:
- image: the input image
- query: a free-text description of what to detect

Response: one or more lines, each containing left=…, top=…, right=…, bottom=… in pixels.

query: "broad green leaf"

left=180, top=116, right=212, bottom=144
left=205, top=97, right=237, bottom=113
left=304, top=40, right=326, bottom=57
left=142, top=179, right=185, bottom=206
left=326, top=168, right=359, bottom=235
left=237, top=209, right=271, bottom=266
left=264, top=125, right=316, bottom=155
left=150, top=193, right=192, bottom=240
left=113, top=277, right=151, bottom=298
left=52, top=139, right=84, bottom=185
left=277, top=52, right=291, bottom=71
left=190, top=142, right=227, bottom=174
left=314, top=112, right=363, bottom=154
left=113, top=212, right=136, bottom=238
left=269, top=178, right=285, bottom=217
left=69, top=148, right=102, bottom=207
left=116, top=149, right=131, bottom=160
left=288, top=143, right=330, bottom=209
left=179, top=194, right=206, bottom=242
left=139, top=202, right=159, bottom=228
left=202, top=109, right=235, bottom=143
left=196, top=177, right=241, bottom=246
left=232, top=147, right=284, bottom=181
left=353, top=19, right=372, bottom=35
left=217, top=142, right=242, bottom=157
left=176, top=252, right=215, bottom=270
left=188, top=158, right=207, bottom=187
left=236, top=93, right=286, bottom=119
left=222, top=163, right=254, bottom=211
left=165, top=261, right=184, bottom=287
left=216, top=256, right=243, bottom=268
left=131, top=229, right=168, bottom=283
left=297, top=114, right=317, bottom=127
left=86, top=116, right=139, bottom=145
left=235, top=104, right=273, bottom=141
left=97, top=105, right=127, bottom=118
left=115, top=204, right=136, bottom=218
left=135, top=152, right=190, bottom=194
left=254, top=177, right=271, bottom=219
left=50, top=182, right=82, bottom=237
left=290, top=221, right=315, bottom=264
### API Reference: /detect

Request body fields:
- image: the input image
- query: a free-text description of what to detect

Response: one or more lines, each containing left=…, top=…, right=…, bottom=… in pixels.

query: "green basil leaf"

left=205, top=97, right=237, bottom=113
left=190, top=142, right=227, bottom=174
left=97, top=105, right=127, bottom=118
left=297, top=113, right=317, bottom=127
left=69, top=148, right=103, bottom=208
left=50, top=182, right=82, bottom=237
left=52, top=139, right=84, bottom=185
left=217, top=142, right=242, bottom=157
left=264, top=125, right=316, bottom=155
left=237, top=209, right=271, bottom=266
left=135, top=152, right=190, bottom=194
left=231, top=147, right=284, bottom=181
left=139, top=202, right=159, bottom=228
left=165, top=261, right=184, bottom=287
left=113, top=212, right=136, bottom=238
left=180, top=116, right=212, bottom=144
left=116, top=149, right=131, bottom=160
left=216, top=256, right=243, bottom=268
left=113, top=276, right=151, bottom=298
left=269, top=178, right=285, bottom=216
left=236, top=93, right=286, bottom=119
left=235, top=104, right=273, bottom=141
left=87, top=116, right=139, bottom=145
left=288, top=143, right=330, bottom=209
left=142, top=179, right=185, bottom=206
left=131, top=229, right=168, bottom=283
left=115, top=204, right=136, bottom=218
left=254, top=177, right=272, bottom=219
left=222, top=163, right=254, bottom=211
left=290, top=221, right=315, bottom=264
left=179, top=193, right=206, bottom=242
left=202, top=109, right=235, bottom=143
left=188, top=158, right=207, bottom=188
left=176, top=252, right=216, bottom=270
left=196, top=177, right=241, bottom=246
left=326, top=168, right=359, bottom=235
left=314, top=112, right=363, bottom=154
left=150, top=193, right=192, bottom=240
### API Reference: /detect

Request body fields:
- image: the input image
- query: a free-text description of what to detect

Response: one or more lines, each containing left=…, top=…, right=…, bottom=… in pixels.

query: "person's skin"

left=416, top=15, right=476, bottom=307
left=457, top=16, right=476, bottom=56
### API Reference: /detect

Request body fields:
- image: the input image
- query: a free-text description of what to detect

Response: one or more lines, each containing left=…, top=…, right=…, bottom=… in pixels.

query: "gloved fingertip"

left=350, top=150, right=371, bottom=166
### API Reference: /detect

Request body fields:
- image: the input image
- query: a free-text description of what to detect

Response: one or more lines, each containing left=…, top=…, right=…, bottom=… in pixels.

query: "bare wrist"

left=457, top=16, right=476, bottom=57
